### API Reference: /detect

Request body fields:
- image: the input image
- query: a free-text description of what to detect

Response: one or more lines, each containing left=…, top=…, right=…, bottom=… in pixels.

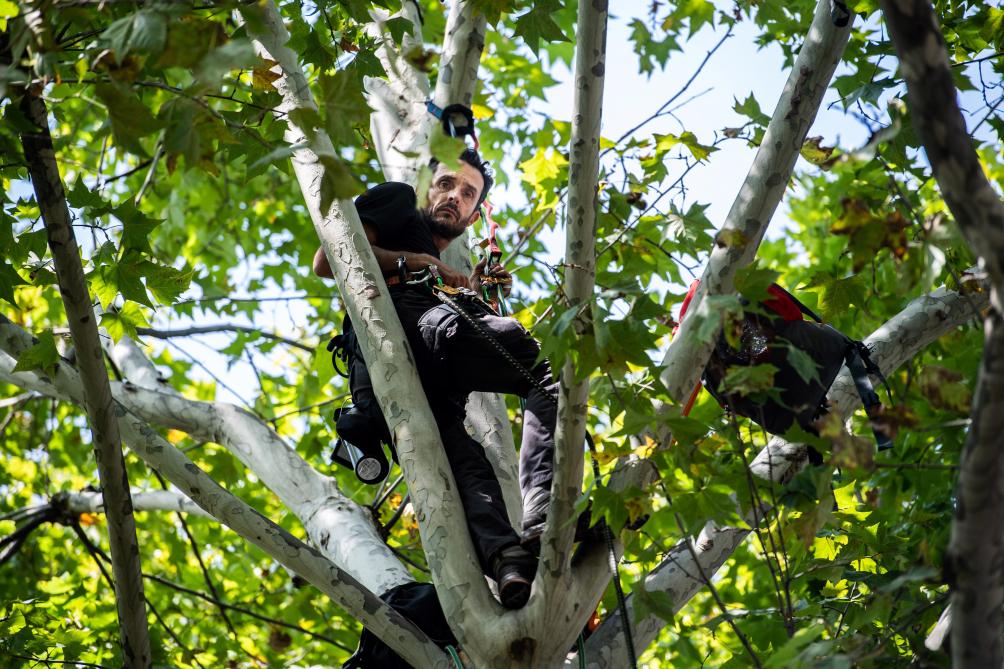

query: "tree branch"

left=585, top=280, right=989, bottom=666
left=659, top=0, right=854, bottom=404
left=18, top=88, right=152, bottom=669
left=243, top=1, right=504, bottom=646
left=535, top=0, right=608, bottom=631
left=134, top=325, right=314, bottom=353
left=0, top=327, right=453, bottom=669
left=63, top=489, right=211, bottom=519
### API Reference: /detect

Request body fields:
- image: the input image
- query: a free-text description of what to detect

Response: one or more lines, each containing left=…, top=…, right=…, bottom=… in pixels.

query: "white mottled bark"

left=583, top=282, right=989, bottom=666
left=244, top=1, right=506, bottom=651
left=659, top=0, right=854, bottom=403
left=19, top=91, right=152, bottom=669
left=534, top=2, right=609, bottom=658
left=0, top=319, right=452, bottom=669
left=103, top=329, right=412, bottom=595
left=63, top=489, right=212, bottom=519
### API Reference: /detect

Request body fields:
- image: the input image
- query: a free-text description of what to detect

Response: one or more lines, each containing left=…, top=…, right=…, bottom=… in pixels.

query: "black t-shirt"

left=355, top=182, right=440, bottom=260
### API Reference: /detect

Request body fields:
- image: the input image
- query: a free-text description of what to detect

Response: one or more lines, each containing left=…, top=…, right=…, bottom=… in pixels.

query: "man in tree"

left=313, top=149, right=558, bottom=609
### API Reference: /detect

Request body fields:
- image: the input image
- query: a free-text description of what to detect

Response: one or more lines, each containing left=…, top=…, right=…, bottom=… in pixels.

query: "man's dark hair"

left=429, top=148, right=494, bottom=207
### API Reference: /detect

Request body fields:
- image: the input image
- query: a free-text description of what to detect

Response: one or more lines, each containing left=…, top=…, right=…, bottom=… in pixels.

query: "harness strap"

left=844, top=343, right=894, bottom=450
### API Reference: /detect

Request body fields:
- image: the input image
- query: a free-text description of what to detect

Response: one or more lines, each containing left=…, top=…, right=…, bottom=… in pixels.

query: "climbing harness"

left=426, top=101, right=480, bottom=149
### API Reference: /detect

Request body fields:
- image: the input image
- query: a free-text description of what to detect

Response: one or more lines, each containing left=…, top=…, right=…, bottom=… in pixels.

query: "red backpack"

left=678, top=280, right=892, bottom=449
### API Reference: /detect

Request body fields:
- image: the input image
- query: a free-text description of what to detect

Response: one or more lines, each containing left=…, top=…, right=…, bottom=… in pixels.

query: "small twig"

left=99, top=158, right=152, bottom=190
left=163, top=340, right=257, bottom=412
left=674, top=512, right=763, bottom=669
left=152, top=471, right=242, bottom=645
left=137, top=324, right=314, bottom=353
left=7, top=654, right=108, bottom=668
left=142, top=573, right=353, bottom=651
left=271, top=396, right=345, bottom=422
left=133, top=142, right=163, bottom=206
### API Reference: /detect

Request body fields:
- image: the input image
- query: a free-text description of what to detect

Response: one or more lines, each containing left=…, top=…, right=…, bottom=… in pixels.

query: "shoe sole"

left=499, top=577, right=531, bottom=609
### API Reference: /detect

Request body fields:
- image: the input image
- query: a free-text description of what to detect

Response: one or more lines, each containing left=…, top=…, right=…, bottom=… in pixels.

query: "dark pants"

left=348, top=288, right=557, bottom=571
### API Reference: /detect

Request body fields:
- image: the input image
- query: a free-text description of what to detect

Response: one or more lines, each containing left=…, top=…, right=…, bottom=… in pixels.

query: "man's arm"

left=312, top=224, right=470, bottom=287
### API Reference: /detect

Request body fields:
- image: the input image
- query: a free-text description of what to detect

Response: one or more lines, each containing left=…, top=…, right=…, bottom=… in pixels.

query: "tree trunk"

left=19, top=89, right=152, bottom=669
left=880, top=2, right=1004, bottom=665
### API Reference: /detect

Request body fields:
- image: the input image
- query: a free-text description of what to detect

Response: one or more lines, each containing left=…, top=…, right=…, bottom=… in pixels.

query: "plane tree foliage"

left=0, top=0, right=1001, bottom=667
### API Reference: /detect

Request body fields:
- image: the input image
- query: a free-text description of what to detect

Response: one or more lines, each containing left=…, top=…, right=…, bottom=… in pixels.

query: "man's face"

left=424, top=161, right=485, bottom=240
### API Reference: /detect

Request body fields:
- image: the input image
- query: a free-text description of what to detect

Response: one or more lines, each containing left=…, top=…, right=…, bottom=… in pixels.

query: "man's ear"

left=465, top=210, right=481, bottom=228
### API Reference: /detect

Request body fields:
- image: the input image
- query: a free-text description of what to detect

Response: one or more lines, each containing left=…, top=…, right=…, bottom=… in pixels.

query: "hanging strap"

left=426, top=101, right=480, bottom=149
left=844, top=342, right=894, bottom=450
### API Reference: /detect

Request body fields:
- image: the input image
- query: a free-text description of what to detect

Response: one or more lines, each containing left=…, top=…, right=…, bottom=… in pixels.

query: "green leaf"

left=94, top=83, right=162, bottom=156
left=193, top=40, right=257, bottom=92
left=429, top=133, right=468, bottom=171
left=115, top=202, right=163, bottom=254
left=513, top=3, right=569, bottom=56
left=0, top=0, right=18, bottom=32
left=0, top=260, right=26, bottom=305
left=654, top=131, right=717, bottom=162
left=465, top=0, right=517, bottom=24
left=722, top=363, right=778, bottom=396
left=116, top=257, right=153, bottom=307
left=786, top=345, right=821, bottom=384
left=99, top=302, right=149, bottom=341
left=143, top=262, right=192, bottom=305
left=733, top=93, right=770, bottom=126
left=735, top=264, right=779, bottom=303
left=102, top=10, right=167, bottom=61
left=12, top=331, right=59, bottom=375
left=88, top=264, right=119, bottom=310
left=316, top=152, right=363, bottom=214
left=319, top=71, right=371, bottom=145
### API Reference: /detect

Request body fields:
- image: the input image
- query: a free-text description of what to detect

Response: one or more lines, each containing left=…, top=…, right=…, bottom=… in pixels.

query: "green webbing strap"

left=446, top=644, right=464, bottom=668
left=577, top=633, right=586, bottom=669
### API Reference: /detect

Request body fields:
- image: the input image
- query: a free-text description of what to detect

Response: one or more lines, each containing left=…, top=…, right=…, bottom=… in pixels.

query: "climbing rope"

left=429, top=284, right=638, bottom=669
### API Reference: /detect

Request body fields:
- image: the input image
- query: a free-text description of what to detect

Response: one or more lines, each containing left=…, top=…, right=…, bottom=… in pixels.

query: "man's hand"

left=471, top=258, right=513, bottom=296
left=432, top=259, right=472, bottom=289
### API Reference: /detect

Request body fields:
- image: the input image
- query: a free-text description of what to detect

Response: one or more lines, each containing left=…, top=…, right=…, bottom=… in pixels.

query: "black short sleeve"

left=354, top=182, right=418, bottom=246
left=353, top=182, right=440, bottom=258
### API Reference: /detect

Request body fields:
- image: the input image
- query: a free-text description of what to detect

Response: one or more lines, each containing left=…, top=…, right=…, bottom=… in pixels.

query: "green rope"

left=446, top=645, right=464, bottom=668
left=577, top=633, right=586, bottom=669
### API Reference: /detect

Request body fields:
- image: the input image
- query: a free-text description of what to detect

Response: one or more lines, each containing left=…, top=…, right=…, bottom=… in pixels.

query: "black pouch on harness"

left=342, top=582, right=458, bottom=669
left=327, top=316, right=394, bottom=484
left=679, top=280, right=892, bottom=449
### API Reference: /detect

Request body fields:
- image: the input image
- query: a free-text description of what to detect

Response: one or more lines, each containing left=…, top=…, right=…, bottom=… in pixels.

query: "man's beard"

left=422, top=204, right=467, bottom=240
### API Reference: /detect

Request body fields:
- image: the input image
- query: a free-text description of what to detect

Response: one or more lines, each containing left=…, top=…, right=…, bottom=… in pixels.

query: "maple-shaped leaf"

left=319, top=71, right=371, bottom=146
left=513, top=4, right=569, bottom=57
left=12, top=330, right=59, bottom=376
left=466, top=0, right=518, bottom=25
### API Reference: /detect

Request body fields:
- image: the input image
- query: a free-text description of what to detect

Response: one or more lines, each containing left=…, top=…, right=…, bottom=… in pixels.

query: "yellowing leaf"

left=252, top=59, right=281, bottom=90
left=471, top=103, right=493, bottom=120
left=519, top=148, right=567, bottom=186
